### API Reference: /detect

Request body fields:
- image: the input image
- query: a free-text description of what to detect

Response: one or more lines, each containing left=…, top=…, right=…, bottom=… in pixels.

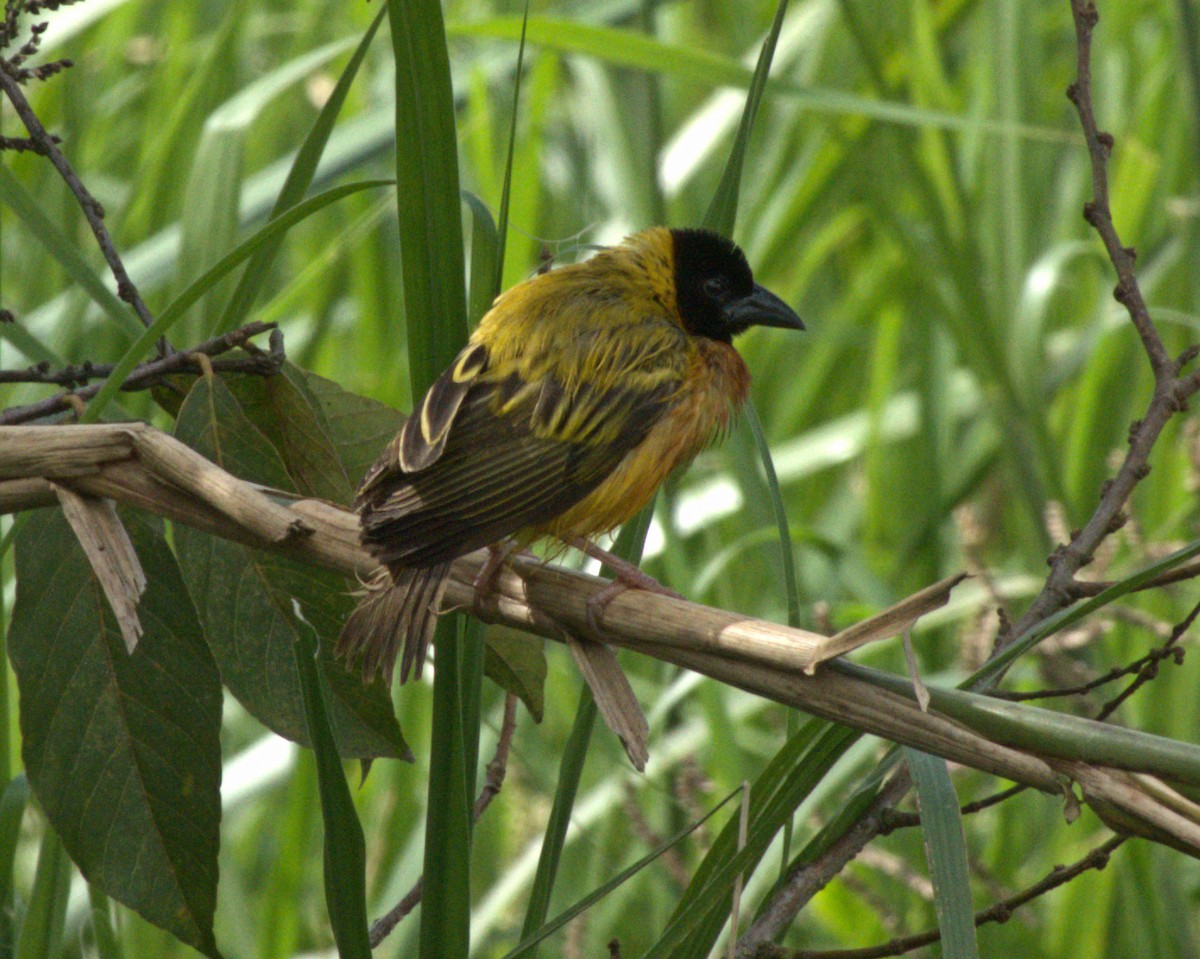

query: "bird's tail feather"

left=337, top=562, right=452, bottom=683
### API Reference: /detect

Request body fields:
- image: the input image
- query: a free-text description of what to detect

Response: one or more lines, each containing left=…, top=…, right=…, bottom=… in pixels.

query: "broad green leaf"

left=283, top=365, right=407, bottom=485
left=225, top=369, right=355, bottom=504
left=484, top=628, right=546, bottom=723
left=173, top=374, right=410, bottom=761
left=10, top=509, right=222, bottom=958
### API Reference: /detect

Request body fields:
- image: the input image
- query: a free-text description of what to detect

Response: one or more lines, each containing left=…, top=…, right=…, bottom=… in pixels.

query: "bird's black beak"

left=725, top=284, right=805, bottom=332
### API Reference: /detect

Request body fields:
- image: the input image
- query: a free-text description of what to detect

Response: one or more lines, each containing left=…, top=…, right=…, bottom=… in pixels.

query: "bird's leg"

left=472, top=540, right=523, bottom=619
left=563, top=536, right=684, bottom=633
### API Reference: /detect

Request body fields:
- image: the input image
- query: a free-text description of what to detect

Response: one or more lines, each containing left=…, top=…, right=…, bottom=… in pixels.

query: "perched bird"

left=338, top=226, right=804, bottom=683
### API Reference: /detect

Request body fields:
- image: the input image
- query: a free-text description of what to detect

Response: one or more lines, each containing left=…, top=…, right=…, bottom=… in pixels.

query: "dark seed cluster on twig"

left=0, top=1, right=75, bottom=82
left=0, top=1, right=160, bottom=342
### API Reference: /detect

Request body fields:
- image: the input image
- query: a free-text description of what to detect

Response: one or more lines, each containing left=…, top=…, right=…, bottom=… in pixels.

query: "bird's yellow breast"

left=534, top=338, right=750, bottom=541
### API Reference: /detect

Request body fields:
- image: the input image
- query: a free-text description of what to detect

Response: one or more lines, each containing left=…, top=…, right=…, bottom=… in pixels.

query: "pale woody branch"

left=2, top=422, right=1199, bottom=855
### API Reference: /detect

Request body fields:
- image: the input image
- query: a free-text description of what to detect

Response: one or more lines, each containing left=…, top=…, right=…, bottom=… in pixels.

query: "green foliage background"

left=2, top=0, right=1200, bottom=956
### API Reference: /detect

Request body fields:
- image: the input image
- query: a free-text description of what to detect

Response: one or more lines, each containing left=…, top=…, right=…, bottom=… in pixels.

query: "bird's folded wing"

left=357, top=362, right=679, bottom=568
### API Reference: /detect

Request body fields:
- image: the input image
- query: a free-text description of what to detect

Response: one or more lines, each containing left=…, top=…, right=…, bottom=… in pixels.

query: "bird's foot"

left=564, top=536, right=683, bottom=633
left=472, top=540, right=523, bottom=619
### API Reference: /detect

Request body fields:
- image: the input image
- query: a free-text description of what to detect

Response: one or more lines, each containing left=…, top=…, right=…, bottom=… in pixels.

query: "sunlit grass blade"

left=0, top=164, right=143, bottom=339
left=217, top=8, right=387, bottom=333
left=77, top=178, right=393, bottom=424
left=906, top=748, right=979, bottom=959
left=504, top=786, right=742, bottom=959
left=647, top=722, right=859, bottom=959
left=449, top=17, right=1071, bottom=144
left=703, top=0, right=789, bottom=235
left=292, top=603, right=371, bottom=959
left=16, top=827, right=71, bottom=959
left=517, top=507, right=654, bottom=957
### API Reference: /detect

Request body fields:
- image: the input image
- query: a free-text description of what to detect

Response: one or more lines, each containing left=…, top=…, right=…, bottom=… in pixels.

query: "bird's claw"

left=472, top=541, right=520, bottom=621
left=584, top=573, right=683, bottom=634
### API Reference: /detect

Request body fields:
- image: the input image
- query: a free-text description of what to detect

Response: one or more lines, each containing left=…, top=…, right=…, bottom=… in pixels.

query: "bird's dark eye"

left=703, top=276, right=729, bottom=298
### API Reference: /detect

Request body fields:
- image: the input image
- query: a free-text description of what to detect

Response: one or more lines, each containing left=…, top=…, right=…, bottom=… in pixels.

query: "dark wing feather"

left=358, top=370, right=676, bottom=568
left=356, top=343, right=489, bottom=504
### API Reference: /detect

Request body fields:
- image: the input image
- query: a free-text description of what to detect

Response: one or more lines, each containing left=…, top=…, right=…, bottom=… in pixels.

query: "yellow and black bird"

left=338, top=226, right=803, bottom=683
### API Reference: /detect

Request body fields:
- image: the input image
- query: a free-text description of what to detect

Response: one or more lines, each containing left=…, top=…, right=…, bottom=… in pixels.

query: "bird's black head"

left=670, top=228, right=804, bottom=343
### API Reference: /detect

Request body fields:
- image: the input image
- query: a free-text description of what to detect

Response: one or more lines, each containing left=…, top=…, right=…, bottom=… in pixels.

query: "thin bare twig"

left=751, top=836, right=1126, bottom=959
left=368, top=694, right=520, bottom=947
left=1093, top=597, right=1200, bottom=721
left=0, top=132, right=52, bottom=153
left=877, top=783, right=1028, bottom=834
left=989, top=596, right=1198, bottom=713
left=0, top=322, right=284, bottom=424
left=998, top=1, right=1200, bottom=658
left=741, top=2, right=1195, bottom=945
left=0, top=38, right=159, bottom=339
left=1066, top=559, right=1200, bottom=597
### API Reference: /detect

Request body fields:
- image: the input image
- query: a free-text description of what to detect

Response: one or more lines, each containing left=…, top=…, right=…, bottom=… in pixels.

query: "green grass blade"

left=78, top=178, right=392, bottom=424
left=383, top=1, right=474, bottom=956
left=217, top=8, right=387, bottom=333
left=517, top=507, right=656, bottom=956
left=655, top=721, right=856, bottom=959
left=494, top=0, right=531, bottom=287
left=0, top=775, right=28, bottom=954
left=463, top=191, right=499, bottom=328
left=449, top=17, right=1070, bottom=145
left=422, top=617, right=476, bottom=959
left=386, top=0, right=469, bottom=387
left=505, top=787, right=742, bottom=959
left=16, top=826, right=71, bottom=959
left=970, top=536, right=1200, bottom=689
left=906, top=749, right=979, bottom=959
left=0, top=163, right=143, bottom=339
left=518, top=685, right=597, bottom=955
left=292, top=603, right=371, bottom=959
left=703, top=0, right=789, bottom=235
left=87, top=884, right=124, bottom=959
